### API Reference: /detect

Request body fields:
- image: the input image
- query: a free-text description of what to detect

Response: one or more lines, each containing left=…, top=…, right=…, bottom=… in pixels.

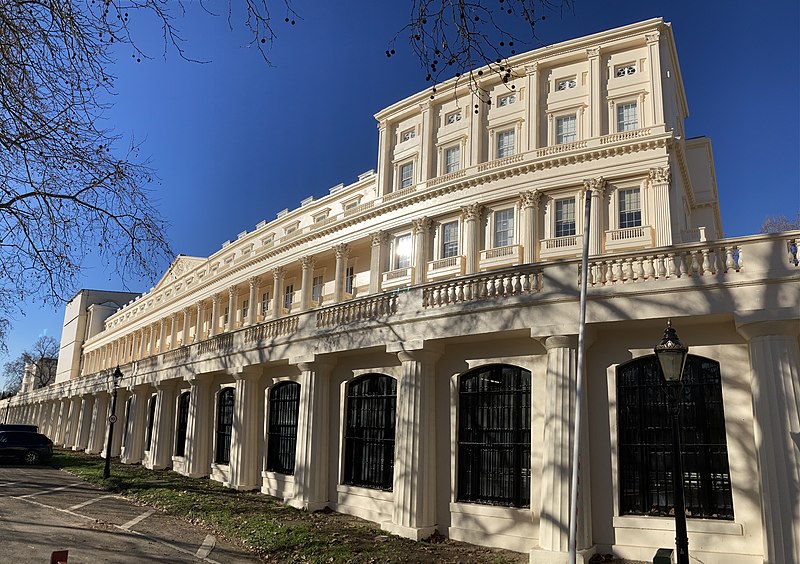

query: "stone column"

left=646, top=31, right=664, bottom=126
left=229, top=367, right=263, bottom=490
left=587, top=47, right=601, bottom=137
left=65, top=396, right=81, bottom=448
left=55, top=398, right=70, bottom=445
left=87, top=392, right=109, bottom=455
left=138, top=328, right=147, bottom=360
left=533, top=335, right=592, bottom=562
left=158, top=319, right=166, bottom=353
left=737, top=320, right=800, bottom=564
left=461, top=203, right=484, bottom=275
left=300, top=256, right=316, bottom=311
left=525, top=62, right=539, bottom=151
left=650, top=167, right=673, bottom=246
left=333, top=243, right=350, bottom=302
left=209, top=294, right=220, bottom=337
left=369, top=232, right=387, bottom=294
left=121, top=385, right=150, bottom=465
left=45, top=401, right=59, bottom=439
left=74, top=394, right=94, bottom=450
left=290, top=359, right=334, bottom=511
left=194, top=301, right=203, bottom=342
left=584, top=177, right=606, bottom=256
left=411, top=217, right=432, bottom=285
left=111, top=388, right=128, bottom=457
left=226, top=286, right=237, bottom=331
left=246, top=276, right=259, bottom=326
left=169, top=313, right=178, bottom=350
left=520, top=190, right=541, bottom=264
left=271, top=267, right=285, bottom=319
left=385, top=343, right=442, bottom=540
left=376, top=120, right=392, bottom=196
left=149, top=323, right=158, bottom=356
left=148, top=381, right=177, bottom=470
left=184, top=374, right=213, bottom=478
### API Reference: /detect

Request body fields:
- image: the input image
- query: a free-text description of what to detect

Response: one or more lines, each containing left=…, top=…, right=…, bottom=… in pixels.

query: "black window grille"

left=457, top=364, right=531, bottom=507
left=267, top=382, right=301, bottom=474
left=174, top=392, right=190, bottom=457
left=617, top=355, right=734, bottom=519
left=215, top=387, right=235, bottom=464
left=344, top=374, right=396, bottom=490
left=144, top=395, right=157, bottom=451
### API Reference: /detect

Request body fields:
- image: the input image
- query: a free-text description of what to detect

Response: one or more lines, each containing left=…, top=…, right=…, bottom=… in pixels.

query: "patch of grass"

left=50, top=449, right=531, bottom=563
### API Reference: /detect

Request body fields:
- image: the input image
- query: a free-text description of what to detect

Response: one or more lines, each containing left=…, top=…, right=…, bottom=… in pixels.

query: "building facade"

left=2, top=18, right=798, bottom=564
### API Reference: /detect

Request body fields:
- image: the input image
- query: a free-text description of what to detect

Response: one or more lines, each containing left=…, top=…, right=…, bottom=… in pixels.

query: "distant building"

left=1, top=18, right=798, bottom=564
left=20, top=358, right=58, bottom=394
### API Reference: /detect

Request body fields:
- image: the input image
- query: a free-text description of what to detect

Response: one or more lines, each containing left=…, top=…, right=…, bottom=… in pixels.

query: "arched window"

left=267, top=382, right=301, bottom=475
left=144, top=395, right=157, bottom=451
left=457, top=364, right=531, bottom=507
left=343, top=374, right=397, bottom=490
left=174, top=392, right=190, bottom=457
left=215, top=387, right=235, bottom=464
left=617, top=355, right=734, bottom=519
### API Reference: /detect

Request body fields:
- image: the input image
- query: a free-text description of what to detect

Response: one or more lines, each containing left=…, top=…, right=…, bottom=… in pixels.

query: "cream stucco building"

left=2, top=18, right=798, bottom=564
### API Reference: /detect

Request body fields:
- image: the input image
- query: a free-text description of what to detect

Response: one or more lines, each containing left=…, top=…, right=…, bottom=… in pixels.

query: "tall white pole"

left=568, top=189, right=592, bottom=563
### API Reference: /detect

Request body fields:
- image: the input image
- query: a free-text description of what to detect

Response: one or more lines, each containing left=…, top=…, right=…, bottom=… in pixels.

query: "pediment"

left=152, top=255, right=207, bottom=292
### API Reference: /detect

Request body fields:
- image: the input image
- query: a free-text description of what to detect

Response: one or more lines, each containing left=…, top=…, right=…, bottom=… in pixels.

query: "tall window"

left=617, top=355, right=734, bottom=519
left=241, top=299, right=249, bottom=321
left=617, top=102, right=638, bottom=132
left=618, top=188, right=642, bottom=228
left=441, top=221, right=459, bottom=258
left=284, top=284, right=294, bottom=309
left=215, top=387, right=235, bottom=464
left=400, top=162, right=414, bottom=189
left=145, top=395, right=157, bottom=451
left=345, top=266, right=355, bottom=295
left=394, top=234, right=412, bottom=269
left=494, top=209, right=515, bottom=248
left=261, top=291, right=270, bottom=316
left=267, top=382, right=301, bottom=475
left=555, top=198, right=576, bottom=237
left=445, top=145, right=460, bottom=173
left=496, top=129, right=515, bottom=158
left=556, top=114, right=577, bottom=144
left=343, top=374, right=397, bottom=490
left=122, top=398, right=131, bottom=448
left=458, top=364, right=531, bottom=507
left=312, top=275, right=324, bottom=302
left=223, top=306, right=229, bottom=326
left=174, top=391, right=190, bottom=457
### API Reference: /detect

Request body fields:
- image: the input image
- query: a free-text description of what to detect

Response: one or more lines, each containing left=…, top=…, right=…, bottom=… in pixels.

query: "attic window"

left=615, top=65, right=636, bottom=77
left=446, top=110, right=462, bottom=124
left=314, top=210, right=330, bottom=223
left=401, top=128, right=416, bottom=142
left=556, top=78, right=577, bottom=91
left=498, top=93, right=517, bottom=107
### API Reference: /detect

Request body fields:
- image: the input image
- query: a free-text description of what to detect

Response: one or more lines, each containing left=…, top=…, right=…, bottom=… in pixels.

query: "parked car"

left=0, top=431, right=53, bottom=464
left=0, top=423, right=39, bottom=433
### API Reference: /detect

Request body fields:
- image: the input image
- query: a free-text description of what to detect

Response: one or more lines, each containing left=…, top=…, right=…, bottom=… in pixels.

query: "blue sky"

left=5, top=0, right=799, bottom=362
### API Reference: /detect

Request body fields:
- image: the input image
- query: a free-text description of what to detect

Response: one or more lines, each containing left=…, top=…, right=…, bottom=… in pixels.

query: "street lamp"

left=103, top=366, right=123, bottom=479
left=654, top=320, right=689, bottom=564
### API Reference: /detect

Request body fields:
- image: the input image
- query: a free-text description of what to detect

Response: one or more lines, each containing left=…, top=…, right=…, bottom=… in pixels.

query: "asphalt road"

left=0, top=463, right=262, bottom=563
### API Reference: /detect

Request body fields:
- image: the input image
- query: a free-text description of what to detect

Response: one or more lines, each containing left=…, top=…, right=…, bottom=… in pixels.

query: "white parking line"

left=0, top=481, right=22, bottom=487
left=68, top=494, right=116, bottom=511
left=17, top=482, right=82, bottom=499
left=120, top=509, right=155, bottom=530
left=195, top=535, right=216, bottom=559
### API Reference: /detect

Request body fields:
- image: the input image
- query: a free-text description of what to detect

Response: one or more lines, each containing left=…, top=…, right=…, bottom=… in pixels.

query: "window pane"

left=617, top=102, right=638, bottom=132
left=494, top=209, right=514, bottom=248
left=555, top=198, right=576, bottom=237
left=619, top=188, right=642, bottom=228
left=145, top=395, right=157, bottom=451
left=312, top=275, right=324, bottom=302
left=400, top=162, right=413, bottom=189
left=395, top=234, right=411, bottom=269
left=496, top=130, right=515, bottom=158
left=284, top=285, right=294, bottom=309
left=345, top=266, right=355, bottom=294
left=445, top=146, right=460, bottom=173
left=442, top=221, right=459, bottom=258
left=174, top=392, right=190, bottom=457
left=215, top=388, right=235, bottom=464
left=267, top=382, right=301, bottom=475
left=556, top=115, right=577, bottom=144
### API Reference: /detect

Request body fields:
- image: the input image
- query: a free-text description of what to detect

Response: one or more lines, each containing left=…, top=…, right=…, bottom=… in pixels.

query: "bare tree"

left=388, top=0, right=574, bottom=103
left=760, top=211, right=800, bottom=233
left=1, top=356, right=25, bottom=396
left=1, top=335, right=58, bottom=395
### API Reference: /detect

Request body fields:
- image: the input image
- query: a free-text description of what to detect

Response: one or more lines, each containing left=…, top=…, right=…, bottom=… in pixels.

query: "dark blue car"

left=0, top=431, right=53, bottom=464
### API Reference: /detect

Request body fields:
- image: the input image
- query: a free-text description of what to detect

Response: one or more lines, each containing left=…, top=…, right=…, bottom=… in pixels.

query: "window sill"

left=337, top=484, right=394, bottom=502
left=612, top=515, right=742, bottom=536
left=449, top=502, right=531, bottom=519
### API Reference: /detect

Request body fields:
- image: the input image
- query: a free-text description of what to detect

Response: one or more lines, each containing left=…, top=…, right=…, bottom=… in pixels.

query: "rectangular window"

left=394, top=234, right=412, bottom=269
left=445, top=145, right=460, bottom=173
left=555, top=198, right=576, bottom=237
left=496, top=129, right=515, bottom=158
left=498, top=93, right=516, bottom=107
left=446, top=110, right=462, bottom=124
left=617, top=102, right=638, bottom=132
left=267, top=382, right=301, bottom=475
left=400, top=162, right=414, bottom=189
left=556, top=114, right=577, bottom=144
left=494, top=209, right=515, bottom=248
left=261, top=291, right=270, bottom=315
left=241, top=299, right=249, bottom=320
left=223, top=306, right=229, bottom=325
left=284, top=284, right=294, bottom=309
left=345, top=266, right=355, bottom=294
left=619, top=188, right=642, bottom=228
left=556, top=78, right=577, bottom=91
left=312, top=275, right=324, bottom=302
left=441, top=221, right=459, bottom=258
left=401, top=128, right=415, bottom=142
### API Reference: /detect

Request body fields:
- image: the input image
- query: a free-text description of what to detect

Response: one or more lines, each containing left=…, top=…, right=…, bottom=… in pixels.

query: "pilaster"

left=586, top=47, right=602, bottom=137
left=412, top=217, right=432, bottom=284
left=649, top=167, right=673, bottom=246
left=229, top=367, right=264, bottom=490
left=369, top=232, right=387, bottom=294
left=461, top=203, right=484, bottom=274
left=184, top=373, right=213, bottom=478
left=87, top=392, right=109, bottom=455
left=74, top=394, right=94, bottom=450
left=148, top=381, right=177, bottom=470
left=525, top=63, right=539, bottom=150
left=65, top=396, right=81, bottom=448
left=646, top=31, right=664, bottom=126
left=120, top=385, right=150, bottom=465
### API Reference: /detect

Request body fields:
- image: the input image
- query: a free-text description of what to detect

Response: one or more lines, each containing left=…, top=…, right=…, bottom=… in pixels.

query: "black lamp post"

left=654, top=320, right=690, bottom=564
left=102, top=366, right=123, bottom=479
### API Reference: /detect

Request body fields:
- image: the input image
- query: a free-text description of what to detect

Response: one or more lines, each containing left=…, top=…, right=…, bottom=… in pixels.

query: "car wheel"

left=24, top=450, right=39, bottom=465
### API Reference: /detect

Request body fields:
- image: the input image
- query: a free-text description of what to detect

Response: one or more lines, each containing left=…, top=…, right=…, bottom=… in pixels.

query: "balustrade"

left=316, top=294, right=397, bottom=328
left=423, top=265, right=542, bottom=308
